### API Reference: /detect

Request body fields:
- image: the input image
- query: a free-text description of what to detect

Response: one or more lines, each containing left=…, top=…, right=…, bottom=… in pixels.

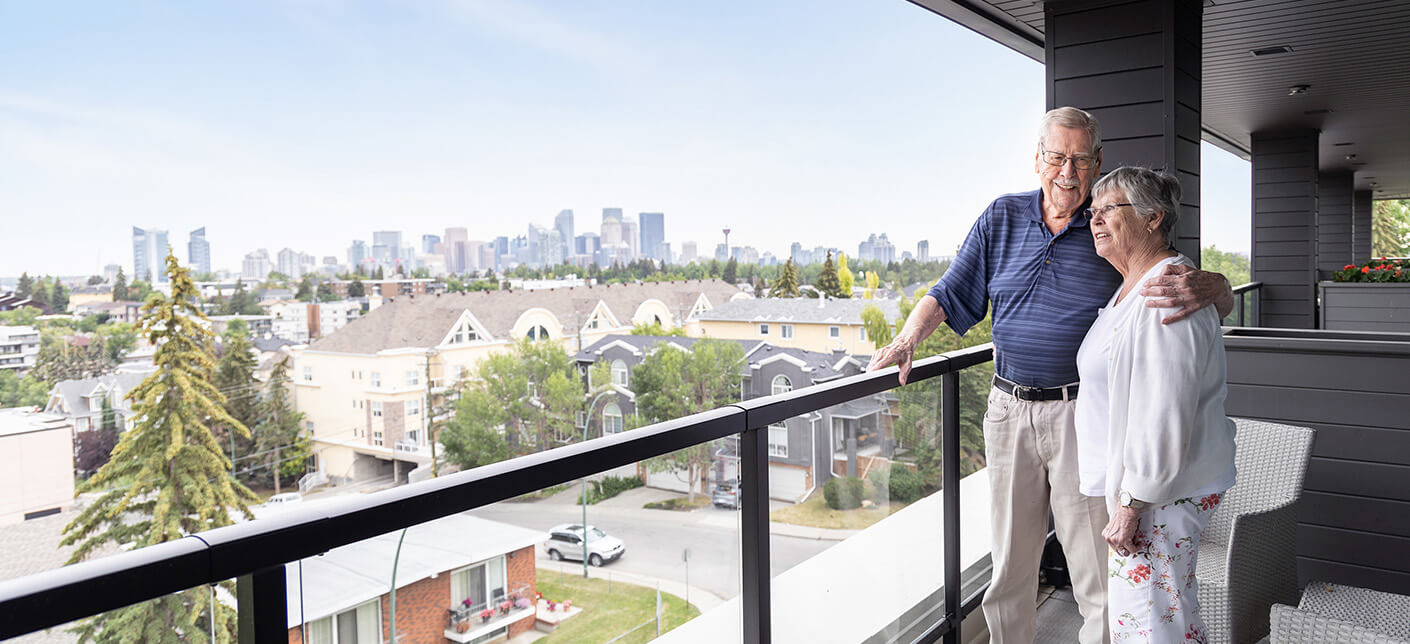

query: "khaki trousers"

left=980, top=386, right=1110, bottom=644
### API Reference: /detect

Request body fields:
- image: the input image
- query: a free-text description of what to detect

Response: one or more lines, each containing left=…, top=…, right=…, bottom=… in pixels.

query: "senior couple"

left=869, top=107, right=1237, bottom=644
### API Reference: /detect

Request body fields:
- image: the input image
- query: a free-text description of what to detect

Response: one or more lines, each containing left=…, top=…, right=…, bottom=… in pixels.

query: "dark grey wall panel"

left=1225, top=329, right=1410, bottom=595
left=1320, top=283, right=1410, bottom=333
left=1353, top=190, right=1373, bottom=262
left=1047, top=0, right=1202, bottom=261
left=1317, top=173, right=1354, bottom=277
left=1251, top=130, right=1319, bottom=328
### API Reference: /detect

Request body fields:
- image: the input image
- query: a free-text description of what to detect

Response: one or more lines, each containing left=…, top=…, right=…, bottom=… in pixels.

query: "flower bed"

left=1331, top=257, right=1410, bottom=283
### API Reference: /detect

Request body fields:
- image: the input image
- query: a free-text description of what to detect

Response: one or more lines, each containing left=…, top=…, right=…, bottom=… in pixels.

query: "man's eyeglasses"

left=1039, top=145, right=1099, bottom=170
left=1084, top=203, right=1133, bottom=219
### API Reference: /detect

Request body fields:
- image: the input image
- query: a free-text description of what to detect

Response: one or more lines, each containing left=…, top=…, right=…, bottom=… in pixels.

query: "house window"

left=451, top=556, right=507, bottom=613
left=305, top=599, right=378, bottom=644
left=771, top=375, right=792, bottom=396
left=405, top=370, right=419, bottom=387
left=768, top=423, right=788, bottom=458
left=829, top=326, right=840, bottom=338
left=781, top=324, right=794, bottom=339
left=303, top=366, right=313, bottom=381
left=576, top=410, right=587, bottom=428
left=370, top=372, right=381, bottom=388
left=758, top=323, right=769, bottom=336
left=587, top=315, right=600, bottom=329
left=611, top=359, right=629, bottom=387
left=372, top=401, right=382, bottom=417
left=602, top=403, right=624, bottom=435
left=527, top=325, right=549, bottom=341
left=407, top=399, right=420, bottom=416
left=305, top=421, right=314, bottom=433
left=373, top=430, right=383, bottom=447
left=858, top=327, right=868, bottom=341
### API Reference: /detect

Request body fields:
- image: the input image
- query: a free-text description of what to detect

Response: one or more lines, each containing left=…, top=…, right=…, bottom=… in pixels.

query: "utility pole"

left=426, top=348, right=440, bottom=477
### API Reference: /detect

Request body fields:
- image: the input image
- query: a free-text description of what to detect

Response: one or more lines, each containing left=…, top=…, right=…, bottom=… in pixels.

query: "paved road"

left=468, top=487, right=838, bottom=601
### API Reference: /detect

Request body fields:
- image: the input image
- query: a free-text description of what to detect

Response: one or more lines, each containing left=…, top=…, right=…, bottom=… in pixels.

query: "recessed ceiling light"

left=1251, top=45, right=1294, bottom=57
left=1288, top=84, right=1311, bottom=95
left=1345, top=154, right=1357, bottom=160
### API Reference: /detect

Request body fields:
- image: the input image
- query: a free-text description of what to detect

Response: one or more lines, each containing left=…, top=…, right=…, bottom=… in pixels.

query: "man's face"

left=1035, top=126, right=1101, bottom=217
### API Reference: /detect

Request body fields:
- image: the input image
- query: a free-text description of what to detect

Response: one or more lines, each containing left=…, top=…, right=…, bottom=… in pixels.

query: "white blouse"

left=1074, top=254, right=1237, bottom=512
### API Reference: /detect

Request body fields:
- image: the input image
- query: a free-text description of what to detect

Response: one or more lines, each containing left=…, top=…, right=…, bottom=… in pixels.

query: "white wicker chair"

left=1269, top=581, right=1410, bottom=643
left=1196, top=419, right=1316, bottom=644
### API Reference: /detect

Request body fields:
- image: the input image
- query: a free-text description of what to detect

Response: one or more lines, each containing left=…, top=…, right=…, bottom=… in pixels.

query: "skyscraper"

left=917, top=240, right=930, bottom=263
left=600, top=208, right=623, bottom=248
left=188, top=227, right=211, bottom=276
left=277, top=248, right=303, bottom=279
left=680, top=241, right=698, bottom=263
left=242, top=249, right=272, bottom=280
left=347, top=240, right=368, bottom=270
left=639, top=212, right=664, bottom=261
left=554, top=210, right=574, bottom=262
left=443, top=227, right=468, bottom=274
left=372, top=231, right=402, bottom=267
left=421, top=234, right=441, bottom=255
left=621, top=216, right=639, bottom=260
left=132, top=226, right=170, bottom=283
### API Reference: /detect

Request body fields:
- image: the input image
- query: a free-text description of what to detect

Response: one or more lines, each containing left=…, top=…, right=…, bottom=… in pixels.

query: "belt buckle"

left=1014, top=384, right=1037, bottom=401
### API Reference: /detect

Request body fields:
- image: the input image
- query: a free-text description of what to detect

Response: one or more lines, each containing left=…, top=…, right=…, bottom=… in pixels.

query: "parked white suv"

left=544, top=524, right=626, bottom=567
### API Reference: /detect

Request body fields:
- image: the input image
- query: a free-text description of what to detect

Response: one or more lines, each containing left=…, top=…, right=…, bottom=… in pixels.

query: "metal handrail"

left=0, top=343, right=995, bottom=644
left=1229, top=281, right=1263, bottom=327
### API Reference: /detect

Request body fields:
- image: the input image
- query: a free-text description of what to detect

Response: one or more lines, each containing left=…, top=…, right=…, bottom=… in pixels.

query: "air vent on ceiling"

left=1251, top=45, right=1294, bottom=57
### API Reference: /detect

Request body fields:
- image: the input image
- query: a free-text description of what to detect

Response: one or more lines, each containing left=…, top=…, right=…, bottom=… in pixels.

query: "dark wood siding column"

left=1317, top=172, right=1354, bottom=278
left=1353, top=189, right=1373, bottom=262
left=1251, top=130, right=1319, bottom=329
left=1046, top=0, right=1202, bottom=262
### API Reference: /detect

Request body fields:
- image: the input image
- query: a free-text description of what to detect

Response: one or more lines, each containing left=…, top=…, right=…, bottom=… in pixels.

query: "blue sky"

left=0, top=0, right=1250, bottom=277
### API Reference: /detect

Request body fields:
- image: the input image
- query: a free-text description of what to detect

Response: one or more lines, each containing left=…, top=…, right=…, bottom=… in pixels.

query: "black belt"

left=992, top=375, right=1079, bottom=402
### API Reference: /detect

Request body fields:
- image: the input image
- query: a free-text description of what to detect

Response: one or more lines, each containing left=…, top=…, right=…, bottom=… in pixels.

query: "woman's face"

left=1089, top=190, right=1159, bottom=263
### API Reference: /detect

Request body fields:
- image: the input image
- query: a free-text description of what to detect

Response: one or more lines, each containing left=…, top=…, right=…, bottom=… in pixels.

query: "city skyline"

left=1, top=1, right=1252, bottom=277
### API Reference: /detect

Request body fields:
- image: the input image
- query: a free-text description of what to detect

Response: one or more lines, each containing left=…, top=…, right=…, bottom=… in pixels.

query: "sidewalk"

left=536, top=561, right=727, bottom=613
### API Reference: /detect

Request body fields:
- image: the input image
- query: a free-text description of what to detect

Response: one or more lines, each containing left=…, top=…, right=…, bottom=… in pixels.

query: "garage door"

left=769, top=465, right=808, bottom=503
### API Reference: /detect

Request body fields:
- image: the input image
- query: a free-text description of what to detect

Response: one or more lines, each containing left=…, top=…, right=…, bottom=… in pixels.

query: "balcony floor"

left=1034, top=587, right=1084, bottom=643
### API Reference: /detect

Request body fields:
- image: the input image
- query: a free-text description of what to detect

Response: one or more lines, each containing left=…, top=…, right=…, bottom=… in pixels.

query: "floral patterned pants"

left=1109, top=493, right=1223, bottom=643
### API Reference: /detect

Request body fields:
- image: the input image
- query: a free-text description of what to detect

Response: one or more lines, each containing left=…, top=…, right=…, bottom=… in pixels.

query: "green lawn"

left=537, top=570, right=701, bottom=643
left=768, top=493, right=905, bottom=530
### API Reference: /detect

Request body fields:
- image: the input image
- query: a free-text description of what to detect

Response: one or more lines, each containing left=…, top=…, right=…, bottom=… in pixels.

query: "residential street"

left=467, top=486, right=842, bottom=601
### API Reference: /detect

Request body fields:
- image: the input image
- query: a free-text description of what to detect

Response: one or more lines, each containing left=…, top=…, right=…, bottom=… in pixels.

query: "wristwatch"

left=1119, top=489, right=1148, bottom=510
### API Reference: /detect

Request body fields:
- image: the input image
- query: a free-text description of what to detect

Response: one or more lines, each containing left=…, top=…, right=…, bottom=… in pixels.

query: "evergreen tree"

left=51, top=280, right=70, bottom=312
left=60, top=252, right=257, bottom=643
left=816, top=251, right=843, bottom=298
left=1373, top=199, right=1410, bottom=258
left=112, top=268, right=129, bottom=301
left=348, top=277, right=366, bottom=298
left=16, top=272, right=34, bottom=298
left=295, top=275, right=315, bottom=302
left=374, top=265, right=385, bottom=280
left=255, top=357, right=306, bottom=494
left=214, top=320, right=260, bottom=472
left=316, top=282, right=337, bottom=302
left=30, top=277, right=50, bottom=311
left=722, top=257, right=738, bottom=284
left=769, top=259, right=800, bottom=297
left=837, top=253, right=855, bottom=298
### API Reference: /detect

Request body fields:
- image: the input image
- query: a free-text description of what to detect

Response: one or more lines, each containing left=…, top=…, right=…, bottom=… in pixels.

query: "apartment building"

left=0, top=326, right=41, bottom=374
left=294, top=280, right=743, bottom=485
left=0, top=408, right=75, bottom=525
left=685, top=297, right=899, bottom=355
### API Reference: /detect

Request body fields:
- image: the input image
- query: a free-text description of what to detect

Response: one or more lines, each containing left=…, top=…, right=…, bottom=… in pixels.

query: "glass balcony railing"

left=0, top=344, right=993, bottom=643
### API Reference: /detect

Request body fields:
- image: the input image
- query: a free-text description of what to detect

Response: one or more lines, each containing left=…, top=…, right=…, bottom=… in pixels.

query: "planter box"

left=1319, top=282, right=1410, bottom=333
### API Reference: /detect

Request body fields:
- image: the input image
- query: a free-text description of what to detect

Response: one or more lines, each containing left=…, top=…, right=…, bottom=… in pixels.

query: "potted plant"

left=455, top=621, right=471, bottom=634
left=515, top=597, right=532, bottom=611
left=562, top=599, right=573, bottom=611
left=498, top=600, right=512, bottom=615
left=480, top=608, right=494, bottom=623
left=1321, top=258, right=1410, bottom=332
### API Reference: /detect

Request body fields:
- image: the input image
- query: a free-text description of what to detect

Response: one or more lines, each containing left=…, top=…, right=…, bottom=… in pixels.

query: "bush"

left=581, top=475, right=645, bottom=504
left=824, top=476, right=865, bottom=510
left=866, top=470, right=890, bottom=504
left=887, top=467, right=926, bottom=503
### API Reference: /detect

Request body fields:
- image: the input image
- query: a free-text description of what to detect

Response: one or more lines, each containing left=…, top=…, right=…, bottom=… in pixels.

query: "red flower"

left=1199, top=494, right=1222, bottom=511
left=1344, top=264, right=1356, bottom=270
left=1129, top=564, right=1152, bottom=583
left=1362, top=266, right=1371, bottom=273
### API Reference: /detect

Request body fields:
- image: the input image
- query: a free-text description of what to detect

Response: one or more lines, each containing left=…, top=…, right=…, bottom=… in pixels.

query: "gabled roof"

left=283, top=513, right=545, bottom=627
left=694, top=297, right=900, bottom=325
left=309, top=280, right=741, bottom=354
left=576, top=335, right=869, bottom=384
left=48, top=372, right=149, bottom=418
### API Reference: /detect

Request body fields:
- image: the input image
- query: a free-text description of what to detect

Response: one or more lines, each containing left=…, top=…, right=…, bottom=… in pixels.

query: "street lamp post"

left=581, top=387, right=615, bottom=579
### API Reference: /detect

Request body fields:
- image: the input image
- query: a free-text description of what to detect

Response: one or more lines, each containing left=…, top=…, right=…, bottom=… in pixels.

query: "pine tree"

left=769, top=259, right=800, bottom=297
left=722, top=257, right=738, bottom=284
left=60, top=251, right=257, bottom=643
left=837, top=253, right=855, bottom=298
left=255, top=356, right=305, bottom=494
left=215, top=320, right=260, bottom=474
left=816, top=251, right=843, bottom=298
left=112, top=267, right=129, bottom=301
left=16, top=272, right=34, bottom=298
left=1372, top=199, right=1410, bottom=258
left=51, top=280, right=69, bottom=312
left=348, top=278, right=366, bottom=298
left=30, top=277, right=51, bottom=311
left=374, top=265, right=385, bottom=280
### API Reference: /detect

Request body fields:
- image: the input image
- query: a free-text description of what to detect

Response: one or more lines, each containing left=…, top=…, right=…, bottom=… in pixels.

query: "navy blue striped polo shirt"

left=927, top=189, right=1121, bottom=388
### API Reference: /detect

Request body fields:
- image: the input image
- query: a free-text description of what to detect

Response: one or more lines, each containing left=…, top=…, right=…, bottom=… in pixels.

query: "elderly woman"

left=1073, top=166, right=1237, bottom=643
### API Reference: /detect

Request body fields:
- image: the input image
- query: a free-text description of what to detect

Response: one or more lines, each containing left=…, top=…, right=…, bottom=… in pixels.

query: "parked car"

left=712, top=479, right=742, bottom=509
left=544, top=524, right=626, bottom=566
left=264, top=492, right=303, bottom=507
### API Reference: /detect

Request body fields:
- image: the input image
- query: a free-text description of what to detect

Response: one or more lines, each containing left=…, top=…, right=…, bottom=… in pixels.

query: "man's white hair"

left=1039, top=106, right=1102, bottom=153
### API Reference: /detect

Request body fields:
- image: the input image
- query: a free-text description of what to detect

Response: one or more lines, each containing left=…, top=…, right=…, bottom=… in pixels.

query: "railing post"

left=741, top=426, right=771, bottom=644
left=237, top=565, right=287, bottom=644
left=941, top=371, right=961, bottom=644
left=1237, top=292, right=1246, bottom=327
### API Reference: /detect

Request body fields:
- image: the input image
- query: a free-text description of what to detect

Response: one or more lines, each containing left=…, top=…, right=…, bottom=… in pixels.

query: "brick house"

left=575, top=335, right=894, bottom=502
left=286, top=514, right=544, bottom=644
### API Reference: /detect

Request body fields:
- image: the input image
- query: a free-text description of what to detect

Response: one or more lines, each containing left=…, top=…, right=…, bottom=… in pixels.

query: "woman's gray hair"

left=1039, top=106, right=1102, bottom=153
left=1092, top=166, right=1182, bottom=247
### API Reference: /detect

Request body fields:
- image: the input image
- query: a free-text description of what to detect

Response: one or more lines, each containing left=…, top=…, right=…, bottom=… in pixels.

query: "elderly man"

left=867, top=107, right=1232, bottom=644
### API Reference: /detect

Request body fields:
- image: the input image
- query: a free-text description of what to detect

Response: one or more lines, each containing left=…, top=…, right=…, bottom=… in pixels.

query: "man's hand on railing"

left=866, top=335, right=918, bottom=385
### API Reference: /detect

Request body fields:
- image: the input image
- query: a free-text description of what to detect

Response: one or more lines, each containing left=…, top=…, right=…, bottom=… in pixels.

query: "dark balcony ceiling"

left=909, top=0, right=1410, bottom=199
